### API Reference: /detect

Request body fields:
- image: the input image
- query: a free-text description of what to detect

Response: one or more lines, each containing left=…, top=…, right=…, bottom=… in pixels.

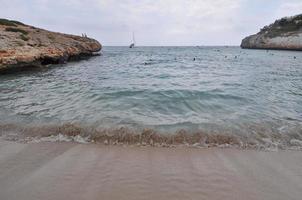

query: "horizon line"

left=102, top=45, right=240, bottom=47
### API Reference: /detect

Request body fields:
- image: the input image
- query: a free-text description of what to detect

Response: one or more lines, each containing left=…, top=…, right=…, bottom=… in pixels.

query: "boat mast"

left=129, top=32, right=135, bottom=48
left=132, top=32, right=135, bottom=46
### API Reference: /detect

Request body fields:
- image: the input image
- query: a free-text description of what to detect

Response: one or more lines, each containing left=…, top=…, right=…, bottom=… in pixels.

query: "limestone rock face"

left=0, top=19, right=102, bottom=72
left=241, top=14, right=302, bottom=51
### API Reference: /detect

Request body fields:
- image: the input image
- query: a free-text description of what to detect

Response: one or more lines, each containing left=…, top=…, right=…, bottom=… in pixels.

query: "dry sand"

left=0, top=139, right=301, bottom=200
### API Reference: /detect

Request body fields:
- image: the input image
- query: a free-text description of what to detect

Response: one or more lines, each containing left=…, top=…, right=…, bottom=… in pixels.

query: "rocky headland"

left=0, top=19, right=102, bottom=72
left=241, top=14, right=302, bottom=51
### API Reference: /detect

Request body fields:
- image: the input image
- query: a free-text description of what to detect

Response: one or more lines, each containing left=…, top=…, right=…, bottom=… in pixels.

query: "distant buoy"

left=193, top=58, right=196, bottom=61
left=294, top=56, right=296, bottom=59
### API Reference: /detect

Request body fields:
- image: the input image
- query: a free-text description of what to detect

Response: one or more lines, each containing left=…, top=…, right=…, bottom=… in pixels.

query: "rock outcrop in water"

left=241, top=14, right=302, bottom=51
left=0, top=19, right=102, bottom=72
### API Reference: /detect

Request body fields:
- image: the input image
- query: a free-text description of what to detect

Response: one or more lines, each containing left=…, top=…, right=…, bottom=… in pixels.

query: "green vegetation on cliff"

left=0, top=18, right=24, bottom=27
left=241, top=14, right=302, bottom=51
left=5, top=27, right=28, bottom=35
left=259, top=14, right=302, bottom=38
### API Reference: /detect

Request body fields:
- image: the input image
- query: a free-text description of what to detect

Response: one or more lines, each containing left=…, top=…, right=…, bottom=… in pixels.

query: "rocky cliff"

left=0, top=19, right=102, bottom=72
left=241, top=14, right=302, bottom=50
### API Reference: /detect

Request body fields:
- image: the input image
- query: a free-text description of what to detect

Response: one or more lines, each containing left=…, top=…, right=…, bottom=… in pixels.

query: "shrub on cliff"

left=9, top=20, right=24, bottom=26
left=20, top=34, right=29, bottom=41
left=0, top=19, right=24, bottom=27
left=5, top=27, right=28, bottom=35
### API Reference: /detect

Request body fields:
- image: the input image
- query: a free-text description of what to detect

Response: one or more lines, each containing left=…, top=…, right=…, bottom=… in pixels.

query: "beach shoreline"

left=0, top=138, right=301, bottom=200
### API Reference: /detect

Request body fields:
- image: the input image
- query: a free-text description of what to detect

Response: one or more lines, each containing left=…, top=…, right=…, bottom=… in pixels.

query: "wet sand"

left=0, top=139, right=302, bottom=200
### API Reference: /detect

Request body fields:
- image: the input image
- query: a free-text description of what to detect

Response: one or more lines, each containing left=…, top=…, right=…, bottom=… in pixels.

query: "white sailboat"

left=129, top=32, right=135, bottom=48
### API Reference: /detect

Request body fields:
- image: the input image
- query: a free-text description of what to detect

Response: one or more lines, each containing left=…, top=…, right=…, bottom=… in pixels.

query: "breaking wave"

left=1, top=123, right=302, bottom=151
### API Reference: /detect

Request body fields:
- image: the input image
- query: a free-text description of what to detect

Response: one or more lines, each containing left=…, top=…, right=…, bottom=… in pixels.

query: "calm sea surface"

left=0, top=47, right=301, bottom=148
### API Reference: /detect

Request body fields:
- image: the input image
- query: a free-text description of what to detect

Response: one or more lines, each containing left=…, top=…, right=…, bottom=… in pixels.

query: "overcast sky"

left=1, top=0, right=302, bottom=46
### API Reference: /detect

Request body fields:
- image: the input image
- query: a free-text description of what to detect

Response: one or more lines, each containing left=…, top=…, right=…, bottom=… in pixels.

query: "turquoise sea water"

left=0, top=47, right=301, bottom=148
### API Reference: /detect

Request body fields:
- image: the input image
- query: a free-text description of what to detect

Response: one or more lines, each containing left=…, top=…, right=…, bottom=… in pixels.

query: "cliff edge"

left=241, top=14, right=302, bottom=51
left=0, top=19, right=102, bottom=72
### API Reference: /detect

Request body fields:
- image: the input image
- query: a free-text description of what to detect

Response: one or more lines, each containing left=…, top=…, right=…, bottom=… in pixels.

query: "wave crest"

left=1, top=123, right=302, bottom=150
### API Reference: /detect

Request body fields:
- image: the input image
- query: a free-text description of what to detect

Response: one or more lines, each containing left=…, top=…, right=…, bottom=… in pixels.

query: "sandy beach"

left=0, top=139, right=301, bottom=200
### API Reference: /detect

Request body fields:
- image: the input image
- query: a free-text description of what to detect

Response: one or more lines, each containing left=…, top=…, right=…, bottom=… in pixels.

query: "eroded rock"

left=0, top=19, right=102, bottom=72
